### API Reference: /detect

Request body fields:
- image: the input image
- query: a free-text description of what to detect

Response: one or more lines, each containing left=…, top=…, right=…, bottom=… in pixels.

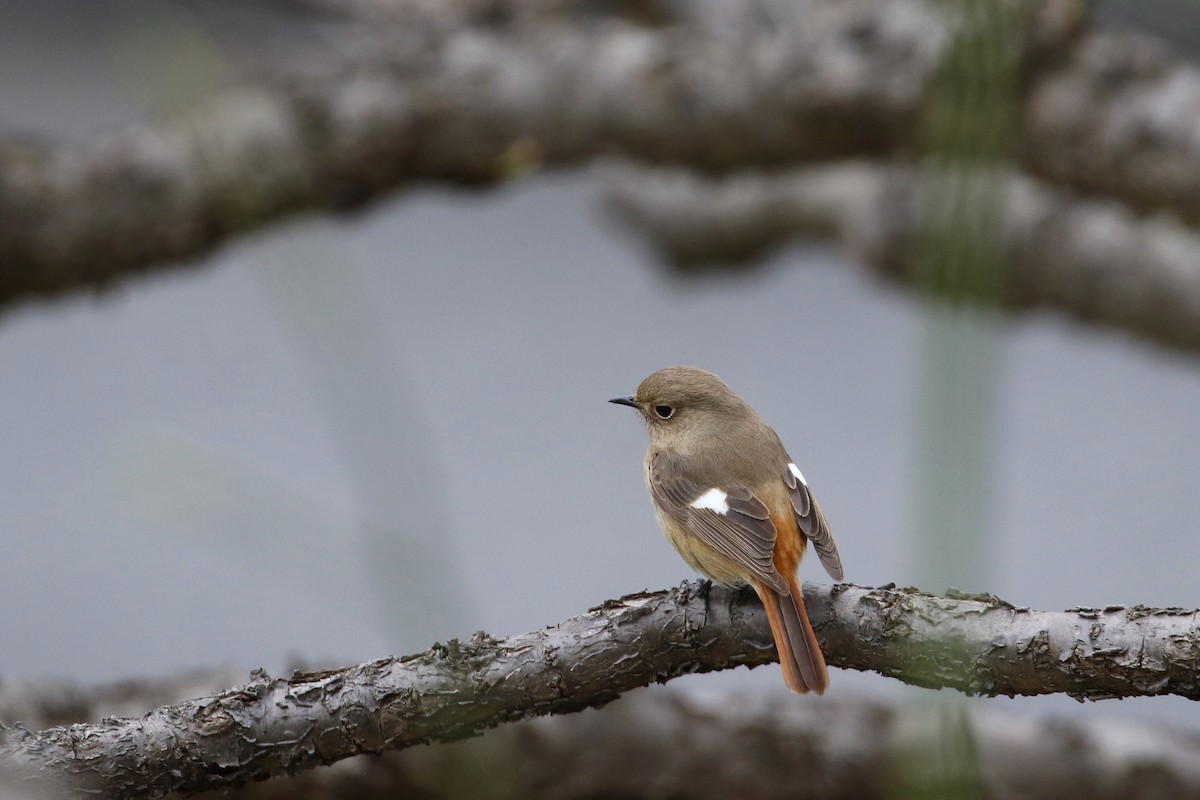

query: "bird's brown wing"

left=782, top=461, right=843, bottom=581
left=648, top=451, right=788, bottom=594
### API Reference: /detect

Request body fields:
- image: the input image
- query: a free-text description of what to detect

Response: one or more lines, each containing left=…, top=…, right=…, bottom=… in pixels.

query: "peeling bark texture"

left=1, top=582, right=1197, bottom=799
left=0, top=670, right=247, bottom=730
left=815, top=584, right=1200, bottom=700
left=0, top=0, right=1093, bottom=311
left=605, top=162, right=1200, bottom=351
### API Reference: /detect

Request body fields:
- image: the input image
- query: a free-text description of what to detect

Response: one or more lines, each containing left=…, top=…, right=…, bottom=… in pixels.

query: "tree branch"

left=1023, top=29, right=1200, bottom=226
left=8, top=0, right=1198, bottom=360
left=605, top=162, right=1200, bottom=351
left=260, top=0, right=679, bottom=27
left=0, top=0, right=1085, bottom=310
left=2, top=582, right=1197, bottom=798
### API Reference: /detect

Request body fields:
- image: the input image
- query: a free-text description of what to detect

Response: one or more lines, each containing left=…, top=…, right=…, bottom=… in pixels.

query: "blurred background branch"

left=6, top=0, right=1200, bottom=361
left=257, top=0, right=681, bottom=27
left=606, top=163, right=1200, bottom=350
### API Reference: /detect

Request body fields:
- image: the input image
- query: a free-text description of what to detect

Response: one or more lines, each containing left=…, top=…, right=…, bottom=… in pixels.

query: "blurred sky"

left=1, top=0, right=1198, bottom=735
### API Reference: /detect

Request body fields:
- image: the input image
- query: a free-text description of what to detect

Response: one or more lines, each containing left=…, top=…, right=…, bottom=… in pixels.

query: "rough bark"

left=0, top=670, right=248, bottom=732
left=605, top=162, right=1200, bottom=350
left=1, top=582, right=1197, bottom=798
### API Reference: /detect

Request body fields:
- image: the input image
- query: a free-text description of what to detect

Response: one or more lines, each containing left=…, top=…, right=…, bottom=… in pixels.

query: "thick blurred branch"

left=606, top=162, right=1200, bottom=349
left=263, top=0, right=678, bottom=26
left=3, top=0, right=1199, bottom=356
left=380, top=690, right=1200, bottom=800
left=1023, top=29, right=1200, bottom=224
left=2, top=582, right=1198, bottom=798
left=0, top=0, right=1074, bottom=306
left=7, top=686, right=1200, bottom=800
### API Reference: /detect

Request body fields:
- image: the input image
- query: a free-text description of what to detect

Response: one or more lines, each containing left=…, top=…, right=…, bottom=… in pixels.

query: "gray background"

left=1, top=0, right=1197, bottom=733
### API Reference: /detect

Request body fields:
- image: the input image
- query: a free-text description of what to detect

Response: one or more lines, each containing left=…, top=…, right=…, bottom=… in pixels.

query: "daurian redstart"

left=611, top=366, right=843, bottom=694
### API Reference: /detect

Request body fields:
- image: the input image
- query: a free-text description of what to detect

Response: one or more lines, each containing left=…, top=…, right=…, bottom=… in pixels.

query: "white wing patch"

left=690, top=487, right=731, bottom=515
left=788, top=463, right=808, bottom=487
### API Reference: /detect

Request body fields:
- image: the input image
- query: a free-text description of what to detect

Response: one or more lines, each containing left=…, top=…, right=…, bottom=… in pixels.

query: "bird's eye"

left=654, top=405, right=674, bottom=419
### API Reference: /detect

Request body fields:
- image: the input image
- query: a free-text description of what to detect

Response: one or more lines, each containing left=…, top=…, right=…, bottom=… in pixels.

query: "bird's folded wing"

left=648, top=452, right=788, bottom=594
left=783, top=461, right=843, bottom=581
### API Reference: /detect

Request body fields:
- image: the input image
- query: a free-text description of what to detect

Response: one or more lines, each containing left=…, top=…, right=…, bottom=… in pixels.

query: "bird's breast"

left=654, top=507, right=750, bottom=586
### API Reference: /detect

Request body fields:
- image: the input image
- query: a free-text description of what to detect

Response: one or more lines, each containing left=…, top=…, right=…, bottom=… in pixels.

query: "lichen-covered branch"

left=605, top=162, right=1200, bottom=351
left=2, top=582, right=1197, bottom=798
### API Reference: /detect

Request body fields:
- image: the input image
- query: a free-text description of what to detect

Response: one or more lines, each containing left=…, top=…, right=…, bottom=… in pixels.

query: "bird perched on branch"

left=611, top=366, right=843, bottom=693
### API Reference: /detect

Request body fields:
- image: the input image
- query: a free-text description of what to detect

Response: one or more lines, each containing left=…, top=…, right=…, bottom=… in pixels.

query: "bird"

left=610, top=366, right=842, bottom=694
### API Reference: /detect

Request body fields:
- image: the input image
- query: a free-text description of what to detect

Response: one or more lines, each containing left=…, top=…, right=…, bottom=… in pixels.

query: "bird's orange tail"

left=756, top=577, right=828, bottom=695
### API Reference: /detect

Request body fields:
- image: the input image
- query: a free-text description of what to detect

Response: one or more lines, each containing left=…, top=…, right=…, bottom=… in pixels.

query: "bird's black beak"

left=609, top=396, right=638, bottom=408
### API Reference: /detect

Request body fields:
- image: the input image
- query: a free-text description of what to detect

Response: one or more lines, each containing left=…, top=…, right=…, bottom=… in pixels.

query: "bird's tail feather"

left=756, top=577, right=828, bottom=695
